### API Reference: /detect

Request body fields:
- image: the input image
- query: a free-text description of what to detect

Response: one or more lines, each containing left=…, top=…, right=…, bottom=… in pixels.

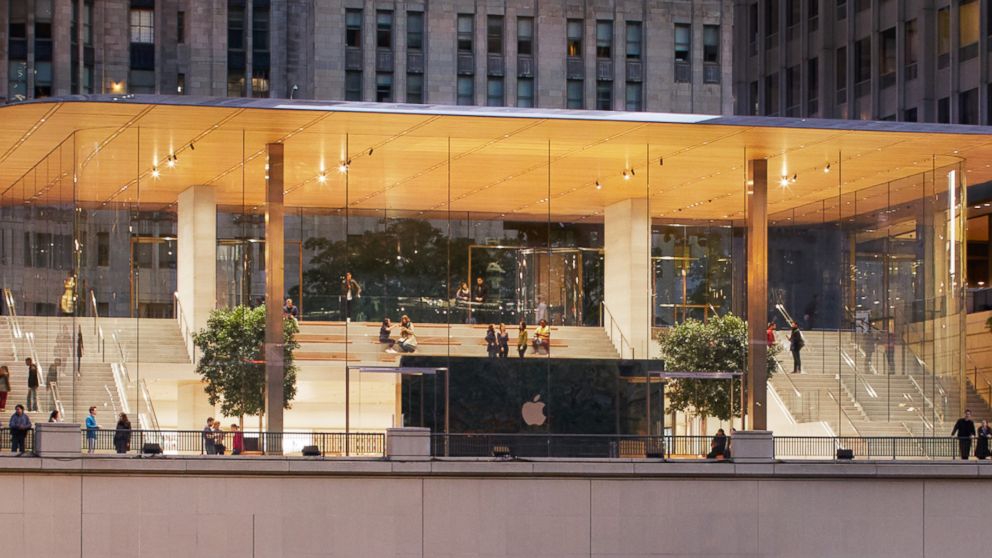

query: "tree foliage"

left=656, top=313, right=778, bottom=421
left=193, top=305, right=299, bottom=419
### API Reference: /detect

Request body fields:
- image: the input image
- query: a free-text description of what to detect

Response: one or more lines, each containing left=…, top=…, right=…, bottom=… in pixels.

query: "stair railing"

left=88, top=290, right=106, bottom=362
left=600, top=301, right=634, bottom=359
left=2, top=288, right=21, bottom=361
left=173, top=291, right=197, bottom=365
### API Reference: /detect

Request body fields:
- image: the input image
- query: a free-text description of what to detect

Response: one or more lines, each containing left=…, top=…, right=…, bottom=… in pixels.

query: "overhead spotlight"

left=623, top=170, right=630, bottom=180
left=151, top=167, right=160, bottom=179
left=779, top=176, right=788, bottom=187
left=630, top=169, right=636, bottom=177
left=317, top=172, right=327, bottom=184
left=595, top=181, right=602, bottom=190
left=166, top=156, right=176, bottom=169
left=189, top=142, right=195, bottom=151
left=368, top=147, right=374, bottom=156
left=338, top=162, right=349, bottom=173
left=823, top=163, right=831, bottom=174
left=659, top=158, right=664, bottom=166
left=791, top=173, right=798, bottom=183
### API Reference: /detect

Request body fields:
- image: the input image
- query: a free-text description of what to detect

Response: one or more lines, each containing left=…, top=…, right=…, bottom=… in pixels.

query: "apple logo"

left=521, top=394, right=547, bottom=427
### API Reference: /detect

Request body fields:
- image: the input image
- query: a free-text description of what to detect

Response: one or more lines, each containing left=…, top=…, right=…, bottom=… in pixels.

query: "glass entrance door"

left=216, top=239, right=302, bottom=310
left=129, top=236, right=177, bottom=318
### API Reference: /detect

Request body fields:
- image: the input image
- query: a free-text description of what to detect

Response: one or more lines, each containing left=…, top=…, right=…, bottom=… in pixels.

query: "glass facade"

left=0, top=115, right=968, bottom=440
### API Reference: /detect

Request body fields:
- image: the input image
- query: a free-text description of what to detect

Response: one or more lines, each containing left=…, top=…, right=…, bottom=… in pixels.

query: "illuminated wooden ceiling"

left=0, top=96, right=987, bottom=224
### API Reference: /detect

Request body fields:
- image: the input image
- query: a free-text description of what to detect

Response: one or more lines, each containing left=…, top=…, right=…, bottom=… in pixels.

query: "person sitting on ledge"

left=379, top=318, right=396, bottom=351
left=532, top=319, right=550, bottom=355
left=395, top=315, right=418, bottom=353
left=706, top=428, right=728, bottom=460
left=283, top=298, right=299, bottom=321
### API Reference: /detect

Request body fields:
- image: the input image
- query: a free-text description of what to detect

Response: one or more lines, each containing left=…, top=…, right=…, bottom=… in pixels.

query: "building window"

left=703, top=25, right=719, bottom=63
left=786, top=0, right=801, bottom=28
left=457, top=76, right=474, bottom=105
left=786, top=65, right=800, bottom=115
left=674, top=24, right=691, bottom=83
left=228, top=73, right=245, bottom=97
left=567, top=19, right=583, bottom=57
left=806, top=57, right=818, bottom=115
left=625, top=82, right=642, bottom=111
left=517, top=77, right=534, bottom=107
left=407, top=11, right=424, bottom=51
left=8, top=0, right=28, bottom=101
left=251, top=72, right=269, bottom=98
left=749, top=80, right=759, bottom=115
left=487, top=15, right=503, bottom=55
left=517, top=17, right=534, bottom=56
left=765, top=0, right=780, bottom=42
left=748, top=4, right=758, bottom=54
left=457, top=14, right=474, bottom=53
left=83, top=65, right=94, bottom=94
left=346, top=9, right=362, bottom=48
left=626, top=22, right=641, bottom=60
left=376, top=11, right=393, bottom=50
left=129, top=69, right=155, bottom=94
left=765, top=72, right=779, bottom=115
left=95, top=232, right=109, bottom=267
left=130, top=9, right=154, bottom=44
left=252, top=1, right=270, bottom=98
left=903, top=107, right=917, bottom=122
left=376, top=73, right=393, bottom=102
left=596, top=21, right=612, bottom=58
left=854, top=37, right=870, bottom=88
left=905, top=19, right=918, bottom=80
left=83, top=1, right=93, bottom=46
left=178, top=10, right=185, bottom=43
left=879, top=27, right=895, bottom=87
left=177, top=73, right=185, bottom=94
left=938, top=97, right=950, bottom=123
left=808, top=0, right=819, bottom=30
left=345, top=71, right=362, bottom=101
left=487, top=78, right=504, bottom=106
left=937, top=7, right=950, bottom=68
left=566, top=79, right=583, bottom=109
left=855, top=0, right=870, bottom=12
left=960, top=0, right=979, bottom=60
left=836, top=0, right=847, bottom=20
left=228, top=1, right=246, bottom=97
left=406, top=74, right=424, bottom=103
left=596, top=81, right=611, bottom=110
left=960, top=89, right=979, bottom=125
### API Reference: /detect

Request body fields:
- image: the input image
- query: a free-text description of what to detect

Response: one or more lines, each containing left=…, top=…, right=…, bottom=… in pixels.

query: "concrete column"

left=264, top=143, right=285, bottom=449
left=177, top=185, right=217, bottom=335
left=604, top=198, right=651, bottom=358
left=746, top=159, right=768, bottom=431
left=34, top=422, right=83, bottom=457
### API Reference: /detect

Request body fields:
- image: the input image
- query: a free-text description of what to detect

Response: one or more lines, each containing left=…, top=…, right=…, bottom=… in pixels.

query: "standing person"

left=283, top=298, right=299, bottom=321
left=885, top=330, right=896, bottom=375
left=455, top=281, right=471, bottom=323
left=203, top=417, right=216, bottom=455
left=497, top=324, right=510, bottom=358
left=535, top=296, right=548, bottom=324
left=113, top=413, right=132, bottom=454
left=46, top=358, right=60, bottom=411
left=516, top=321, right=528, bottom=358
left=213, top=423, right=227, bottom=455
left=75, top=326, right=84, bottom=377
left=8, top=405, right=31, bottom=456
left=485, top=324, right=498, bottom=358
left=977, top=419, right=992, bottom=460
left=472, top=276, right=487, bottom=323
left=0, top=365, right=10, bottom=412
left=25, top=357, right=39, bottom=412
left=85, top=406, right=99, bottom=454
left=952, top=410, right=977, bottom=460
left=231, top=424, right=244, bottom=456
left=341, top=272, right=362, bottom=323
left=532, top=319, right=551, bottom=355
left=788, top=322, right=804, bottom=373
left=766, top=322, right=777, bottom=346
left=862, top=326, right=876, bottom=374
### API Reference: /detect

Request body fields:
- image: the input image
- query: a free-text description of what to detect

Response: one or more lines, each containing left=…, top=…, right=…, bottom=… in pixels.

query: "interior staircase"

left=769, top=329, right=990, bottom=437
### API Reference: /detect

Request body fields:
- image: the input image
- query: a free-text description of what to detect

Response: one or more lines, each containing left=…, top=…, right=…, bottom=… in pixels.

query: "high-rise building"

left=734, top=0, right=989, bottom=124
left=1, top=0, right=734, bottom=114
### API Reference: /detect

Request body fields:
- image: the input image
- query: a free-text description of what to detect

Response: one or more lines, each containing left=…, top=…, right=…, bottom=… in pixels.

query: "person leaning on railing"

left=8, top=404, right=31, bottom=456
left=231, top=424, right=244, bottom=456
left=85, top=406, right=100, bottom=454
left=951, top=409, right=976, bottom=460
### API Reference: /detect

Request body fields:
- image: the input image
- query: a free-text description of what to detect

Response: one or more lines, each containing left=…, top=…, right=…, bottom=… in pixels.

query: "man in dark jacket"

left=952, top=409, right=977, bottom=460
left=25, top=358, right=40, bottom=412
left=341, top=272, right=361, bottom=323
left=9, top=404, right=31, bottom=455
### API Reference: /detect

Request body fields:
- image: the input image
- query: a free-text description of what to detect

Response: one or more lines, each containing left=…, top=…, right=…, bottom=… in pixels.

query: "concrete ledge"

left=2, top=455, right=992, bottom=479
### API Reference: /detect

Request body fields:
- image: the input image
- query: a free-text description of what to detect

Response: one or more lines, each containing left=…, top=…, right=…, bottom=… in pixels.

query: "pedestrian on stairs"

left=25, top=358, right=39, bottom=412
left=788, top=322, right=804, bottom=373
left=952, top=410, right=976, bottom=460
left=0, top=365, right=10, bottom=413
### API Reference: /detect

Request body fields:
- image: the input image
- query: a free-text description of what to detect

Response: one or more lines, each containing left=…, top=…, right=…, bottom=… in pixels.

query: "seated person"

left=283, top=298, right=299, bottom=320
left=706, top=429, right=728, bottom=460
left=379, top=318, right=395, bottom=350
left=395, top=315, right=417, bottom=353
left=532, top=319, right=551, bottom=354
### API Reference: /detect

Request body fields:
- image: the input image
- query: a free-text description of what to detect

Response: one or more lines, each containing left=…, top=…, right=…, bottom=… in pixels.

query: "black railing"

left=79, top=429, right=385, bottom=457
left=431, top=434, right=715, bottom=459
left=774, top=436, right=966, bottom=460
left=0, top=428, right=35, bottom=453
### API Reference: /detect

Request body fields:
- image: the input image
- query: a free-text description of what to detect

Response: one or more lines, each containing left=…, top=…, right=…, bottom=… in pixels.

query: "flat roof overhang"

left=0, top=95, right=984, bottom=224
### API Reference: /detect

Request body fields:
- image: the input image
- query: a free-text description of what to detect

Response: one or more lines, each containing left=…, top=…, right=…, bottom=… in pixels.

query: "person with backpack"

left=788, top=321, right=805, bottom=373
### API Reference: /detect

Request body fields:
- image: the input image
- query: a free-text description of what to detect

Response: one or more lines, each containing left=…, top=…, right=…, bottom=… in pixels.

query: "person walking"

left=516, top=321, right=528, bottom=358
left=472, top=276, right=487, bottom=323
left=341, top=272, right=361, bottom=323
left=497, top=323, right=510, bottom=358
left=203, top=417, right=217, bottom=455
left=485, top=324, right=498, bottom=358
left=952, top=409, right=976, bottom=460
left=85, top=406, right=99, bottom=454
left=113, top=413, right=132, bottom=454
left=8, top=405, right=31, bottom=456
left=25, top=357, right=40, bottom=412
left=977, top=419, right=992, bottom=460
left=231, top=424, right=244, bottom=456
left=0, top=365, right=10, bottom=413
left=76, top=327, right=84, bottom=377
left=788, top=322, right=804, bottom=373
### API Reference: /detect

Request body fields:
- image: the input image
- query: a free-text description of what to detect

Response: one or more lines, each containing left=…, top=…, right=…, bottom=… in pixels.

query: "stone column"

left=604, top=198, right=651, bottom=358
left=176, top=185, right=217, bottom=336
left=264, top=143, right=285, bottom=452
left=746, top=159, right=768, bottom=430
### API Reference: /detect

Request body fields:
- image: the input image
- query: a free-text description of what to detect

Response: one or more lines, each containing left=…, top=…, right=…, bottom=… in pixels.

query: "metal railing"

left=774, top=436, right=970, bottom=460
left=88, top=289, right=106, bottom=361
left=173, top=292, right=197, bottom=365
left=81, top=429, right=386, bottom=457
left=0, top=427, right=34, bottom=452
left=600, top=302, right=635, bottom=359
left=2, top=288, right=21, bottom=361
left=431, top=433, right=714, bottom=459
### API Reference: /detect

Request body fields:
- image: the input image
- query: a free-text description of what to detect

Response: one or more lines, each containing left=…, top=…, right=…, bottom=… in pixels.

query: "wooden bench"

left=294, top=352, right=360, bottom=362
left=296, top=334, right=352, bottom=343
left=372, top=337, right=461, bottom=346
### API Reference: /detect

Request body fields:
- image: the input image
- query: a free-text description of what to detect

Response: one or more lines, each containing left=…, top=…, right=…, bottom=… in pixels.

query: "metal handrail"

left=138, top=379, right=160, bottom=431
left=2, top=288, right=20, bottom=361
left=173, top=291, right=197, bottom=364
left=600, top=301, right=635, bottom=359
left=88, top=289, right=106, bottom=361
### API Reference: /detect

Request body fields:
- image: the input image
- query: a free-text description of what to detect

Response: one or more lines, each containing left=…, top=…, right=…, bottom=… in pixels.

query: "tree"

left=193, top=305, right=299, bottom=425
left=656, top=313, right=778, bottom=422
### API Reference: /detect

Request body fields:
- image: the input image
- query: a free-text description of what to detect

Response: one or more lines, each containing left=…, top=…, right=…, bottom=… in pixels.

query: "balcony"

left=457, top=52, right=474, bottom=75
left=596, top=59, right=613, bottom=81
left=345, top=47, right=362, bottom=71
left=517, top=55, right=534, bottom=77
left=674, top=61, right=691, bottom=84
left=625, top=60, right=642, bottom=82
left=487, top=54, right=504, bottom=77
left=375, top=50, right=393, bottom=73
left=566, top=57, right=584, bottom=80
left=406, top=51, right=424, bottom=74
left=703, top=63, right=720, bottom=84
